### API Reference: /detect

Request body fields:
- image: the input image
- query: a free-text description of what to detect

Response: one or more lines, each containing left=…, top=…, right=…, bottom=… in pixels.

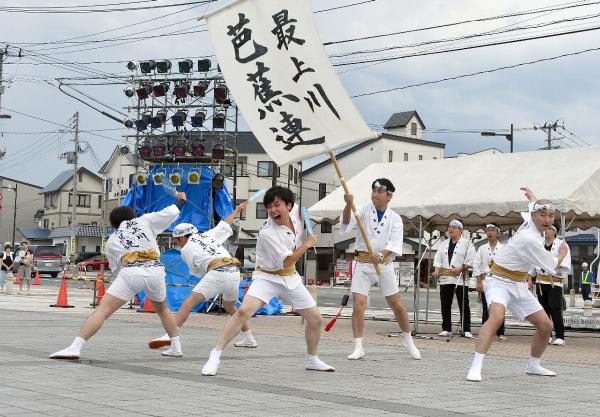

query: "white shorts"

left=247, top=277, right=316, bottom=310
left=484, top=276, right=543, bottom=321
left=106, top=266, right=166, bottom=302
left=351, top=262, right=398, bottom=297
left=193, top=269, right=240, bottom=302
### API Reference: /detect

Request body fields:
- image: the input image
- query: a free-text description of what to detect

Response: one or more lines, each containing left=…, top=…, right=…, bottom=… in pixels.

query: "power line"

left=324, top=0, right=600, bottom=45
left=0, top=1, right=211, bottom=14
left=352, top=45, right=600, bottom=98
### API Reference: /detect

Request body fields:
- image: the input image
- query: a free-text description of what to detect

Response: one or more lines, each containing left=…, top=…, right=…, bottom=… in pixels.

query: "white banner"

left=205, top=0, right=377, bottom=166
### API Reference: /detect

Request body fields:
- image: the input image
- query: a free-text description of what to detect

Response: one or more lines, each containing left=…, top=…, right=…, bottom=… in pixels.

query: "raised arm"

left=223, top=201, right=247, bottom=225
left=520, top=187, right=537, bottom=203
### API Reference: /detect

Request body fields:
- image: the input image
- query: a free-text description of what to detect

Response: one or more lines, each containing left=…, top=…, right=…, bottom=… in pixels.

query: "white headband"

left=485, top=224, right=500, bottom=231
left=172, top=223, right=198, bottom=238
left=532, top=202, right=556, bottom=212
left=449, top=219, right=463, bottom=229
left=373, top=181, right=393, bottom=194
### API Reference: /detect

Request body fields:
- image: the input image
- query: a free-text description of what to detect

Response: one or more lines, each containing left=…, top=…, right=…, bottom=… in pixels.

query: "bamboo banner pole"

left=329, top=151, right=381, bottom=275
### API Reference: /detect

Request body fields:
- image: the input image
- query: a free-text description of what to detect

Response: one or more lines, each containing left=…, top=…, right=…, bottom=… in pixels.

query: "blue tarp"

left=122, top=165, right=233, bottom=233
left=137, top=249, right=282, bottom=315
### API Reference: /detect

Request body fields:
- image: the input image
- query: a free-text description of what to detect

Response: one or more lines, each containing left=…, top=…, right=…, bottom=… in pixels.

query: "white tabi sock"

left=403, top=332, right=421, bottom=360
left=71, top=336, right=86, bottom=351
left=354, top=337, right=363, bottom=349
left=201, top=348, right=222, bottom=376
left=528, top=357, right=540, bottom=367
left=306, top=355, right=335, bottom=372
left=467, top=352, right=485, bottom=381
left=170, top=336, right=181, bottom=351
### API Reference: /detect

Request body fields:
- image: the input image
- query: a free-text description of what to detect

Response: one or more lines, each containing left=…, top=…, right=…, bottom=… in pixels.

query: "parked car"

left=28, top=245, right=66, bottom=278
left=77, top=255, right=110, bottom=272
left=74, top=252, right=100, bottom=265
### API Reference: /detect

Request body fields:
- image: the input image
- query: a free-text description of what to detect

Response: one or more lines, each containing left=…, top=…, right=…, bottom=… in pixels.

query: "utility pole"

left=535, top=121, right=560, bottom=150
left=0, top=51, right=11, bottom=119
left=70, top=112, right=79, bottom=262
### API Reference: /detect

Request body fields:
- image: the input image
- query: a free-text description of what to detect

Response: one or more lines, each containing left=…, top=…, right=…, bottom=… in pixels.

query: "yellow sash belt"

left=489, top=262, right=527, bottom=282
left=207, top=257, right=240, bottom=271
left=256, top=264, right=297, bottom=276
left=121, top=249, right=160, bottom=265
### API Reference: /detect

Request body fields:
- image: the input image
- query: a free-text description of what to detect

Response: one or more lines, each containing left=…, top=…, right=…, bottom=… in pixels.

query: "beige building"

left=98, top=145, right=137, bottom=213
left=0, top=176, right=43, bottom=246
left=40, top=167, right=103, bottom=256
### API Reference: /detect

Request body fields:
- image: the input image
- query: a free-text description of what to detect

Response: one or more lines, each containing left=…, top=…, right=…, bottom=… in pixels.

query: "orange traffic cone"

left=137, top=295, right=155, bottom=313
left=50, top=273, right=74, bottom=308
left=33, top=271, right=41, bottom=286
left=132, top=294, right=141, bottom=306
left=14, top=272, right=21, bottom=285
left=91, top=274, right=105, bottom=307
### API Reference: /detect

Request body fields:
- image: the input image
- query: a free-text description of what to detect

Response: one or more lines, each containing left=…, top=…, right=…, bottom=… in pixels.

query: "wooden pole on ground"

left=329, top=151, right=381, bottom=275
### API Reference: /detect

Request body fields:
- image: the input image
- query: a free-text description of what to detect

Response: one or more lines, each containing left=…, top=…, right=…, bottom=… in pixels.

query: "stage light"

left=213, top=112, right=225, bottom=129
left=174, top=82, right=190, bottom=100
left=212, top=143, right=225, bottom=160
left=156, top=60, right=172, bottom=74
left=152, top=82, right=169, bottom=97
left=152, top=173, right=164, bottom=185
left=171, top=110, right=187, bottom=128
left=214, top=84, right=228, bottom=104
left=124, top=85, right=135, bottom=97
left=124, top=118, right=134, bottom=128
left=198, top=59, right=211, bottom=72
left=135, top=114, right=150, bottom=131
left=193, top=81, right=209, bottom=97
left=150, top=111, right=167, bottom=129
left=139, top=60, right=156, bottom=74
left=191, top=110, right=206, bottom=127
left=189, top=140, right=205, bottom=157
left=169, top=173, right=181, bottom=186
left=136, top=84, right=152, bottom=100
left=187, top=170, right=200, bottom=184
left=153, top=142, right=167, bottom=157
left=138, top=142, right=152, bottom=158
left=178, top=59, right=193, bottom=74
left=135, top=173, right=147, bottom=185
left=211, top=173, right=225, bottom=189
left=126, top=61, right=138, bottom=71
left=171, top=140, right=187, bottom=157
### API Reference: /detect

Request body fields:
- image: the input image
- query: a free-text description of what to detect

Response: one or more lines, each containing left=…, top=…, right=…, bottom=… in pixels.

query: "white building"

left=0, top=177, right=43, bottom=246
left=98, top=145, right=137, bottom=213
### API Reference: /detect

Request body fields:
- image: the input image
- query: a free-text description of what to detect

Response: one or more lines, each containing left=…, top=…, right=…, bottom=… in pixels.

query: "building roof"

left=224, top=131, right=266, bottom=154
left=49, top=225, right=107, bottom=238
left=17, top=227, right=51, bottom=240
left=0, top=176, right=42, bottom=189
left=33, top=209, right=44, bottom=221
left=383, top=111, right=426, bottom=130
left=99, top=145, right=136, bottom=175
left=301, top=133, right=445, bottom=176
left=41, top=167, right=102, bottom=194
left=565, top=233, right=598, bottom=246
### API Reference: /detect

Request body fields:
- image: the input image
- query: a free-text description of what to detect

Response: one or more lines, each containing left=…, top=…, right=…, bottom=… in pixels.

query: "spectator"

left=580, top=262, right=594, bottom=301
left=0, top=244, right=13, bottom=293
left=16, top=242, right=33, bottom=295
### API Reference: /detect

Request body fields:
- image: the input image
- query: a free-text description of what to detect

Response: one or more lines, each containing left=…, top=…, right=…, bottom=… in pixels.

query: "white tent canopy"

left=308, top=146, right=600, bottom=231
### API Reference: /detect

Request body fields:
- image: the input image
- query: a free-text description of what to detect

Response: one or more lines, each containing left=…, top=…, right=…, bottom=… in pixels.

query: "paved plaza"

left=0, top=286, right=598, bottom=417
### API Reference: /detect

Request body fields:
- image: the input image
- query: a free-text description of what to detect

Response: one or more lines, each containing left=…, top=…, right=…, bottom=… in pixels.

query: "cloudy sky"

left=1, top=0, right=599, bottom=186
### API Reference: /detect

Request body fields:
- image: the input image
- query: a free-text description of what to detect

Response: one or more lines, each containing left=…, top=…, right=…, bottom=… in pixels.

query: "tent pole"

left=413, top=217, right=423, bottom=334
left=425, top=232, right=432, bottom=323
left=329, top=152, right=381, bottom=275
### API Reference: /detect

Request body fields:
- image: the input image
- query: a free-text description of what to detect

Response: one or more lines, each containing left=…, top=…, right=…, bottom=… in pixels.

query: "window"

left=257, top=161, right=277, bottom=177
left=78, top=172, right=83, bottom=182
left=98, top=195, right=102, bottom=208
left=82, top=246, right=86, bottom=253
left=96, top=246, right=101, bottom=252
left=318, top=183, right=327, bottom=200
left=106, top=178, right=112, bottom=192
left=294, top=168, right=298, bottom=185
left=433, top=157, right=437, bottom=160
left=321, top=222, right=332, bottom=233
left=43, top=219, right=49, bottom=228
left=91, top=222, right=97, bottom=225
left=236, top=199, right=246, bottom=220
left=388, top=150, right=393, bottom=162
left=44, top=193, right=51, bottom=208
left=128, top=174, right=134, bottom=188
left=256, top=203, right=268, bottom=219
left=116, top=178, right=120, bottom=185
left=237, top=156, right=248, bottom=176
left=418, top=155, right=423, bottom=160
left=411, top=122, right=417, bottom=136
left=222, top=164, right=233, bottom=176
left=403, top=153, right=408, bottom=161
left=69, top=194, right=91, bottom=207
